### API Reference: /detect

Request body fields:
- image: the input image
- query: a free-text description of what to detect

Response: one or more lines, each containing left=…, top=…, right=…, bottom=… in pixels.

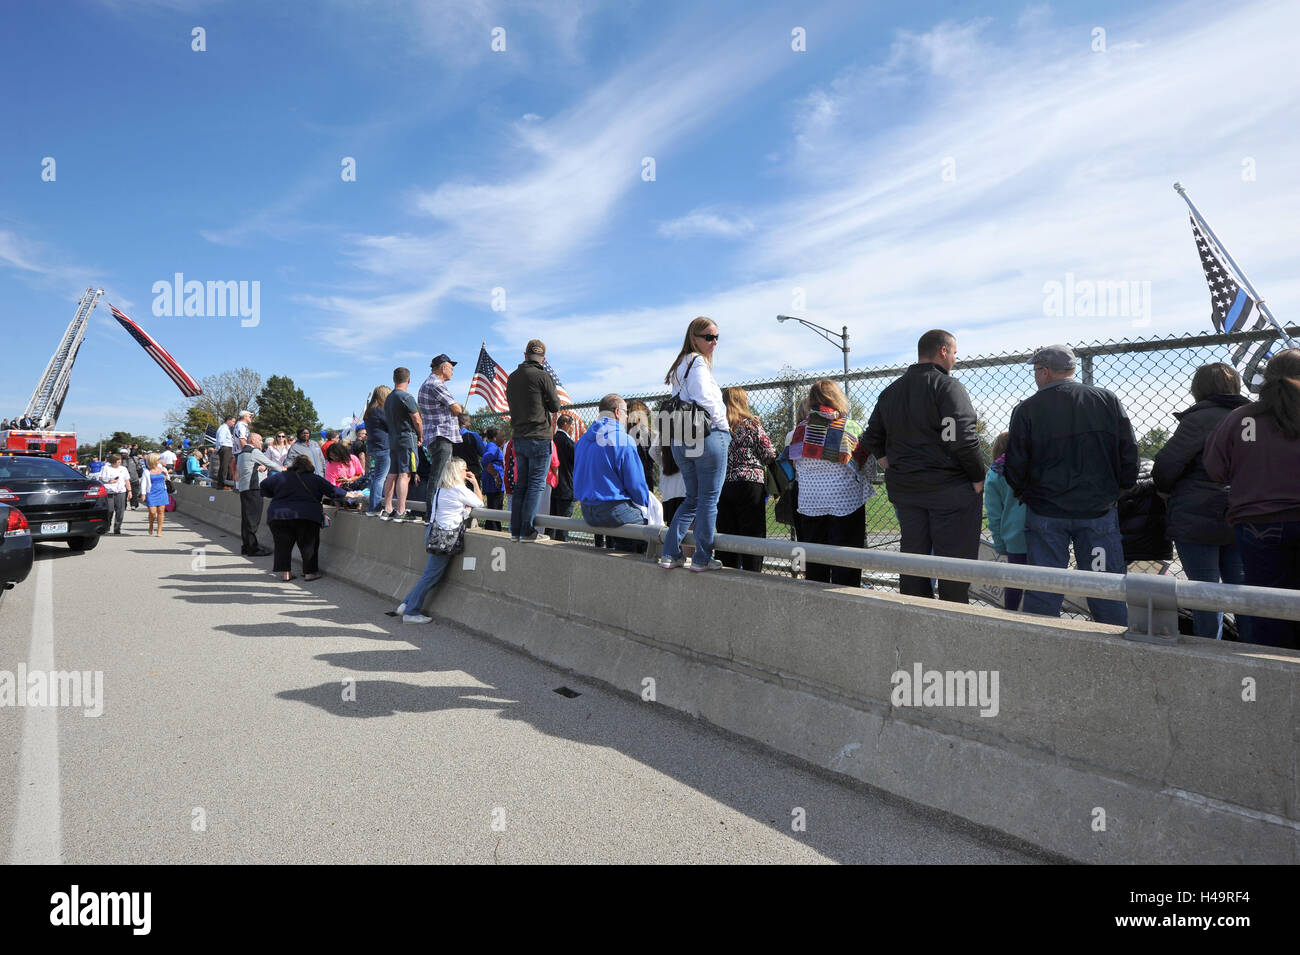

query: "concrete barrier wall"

left=176, top=485, right=1300, bottom=863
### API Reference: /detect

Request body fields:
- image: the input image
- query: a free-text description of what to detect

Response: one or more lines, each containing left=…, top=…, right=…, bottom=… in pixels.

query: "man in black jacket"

left=861, top=329, right=986, bottom=602
left=1004, top=345, right=1138, bottom=625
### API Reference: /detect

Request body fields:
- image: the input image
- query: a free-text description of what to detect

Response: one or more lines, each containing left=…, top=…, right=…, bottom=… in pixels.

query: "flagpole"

left=1173, top=182, right=1297, bottom=348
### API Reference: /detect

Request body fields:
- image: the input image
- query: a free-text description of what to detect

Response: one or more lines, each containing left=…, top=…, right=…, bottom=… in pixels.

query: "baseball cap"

left=525, top=339, right=546, bottom=356
left=431, top=354, right=457, bottom=368
left=1029, top=344, right=1077, bottom=372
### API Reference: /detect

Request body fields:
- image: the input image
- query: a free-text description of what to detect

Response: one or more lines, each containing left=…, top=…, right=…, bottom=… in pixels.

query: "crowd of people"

left=83, top=318, right=1300, bottom=649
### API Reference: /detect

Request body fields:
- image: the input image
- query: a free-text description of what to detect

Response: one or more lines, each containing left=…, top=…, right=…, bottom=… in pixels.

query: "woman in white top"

left=264, top=433, right=291, bottom=466
left=395, top=457, right=483, bottom=624
left=97, top=453, right=130, bottom=534
left=658, top=316, right=731, bottom=572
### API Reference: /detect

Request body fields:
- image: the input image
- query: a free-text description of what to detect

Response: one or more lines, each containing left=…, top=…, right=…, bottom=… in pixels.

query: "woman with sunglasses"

left=659, top=316, right=731, bottom=572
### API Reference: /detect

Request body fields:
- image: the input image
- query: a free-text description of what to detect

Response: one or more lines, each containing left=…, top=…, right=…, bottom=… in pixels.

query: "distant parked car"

left=0, top=452, right=110, bottom=550
left=1, top=502, right=34, bottom=604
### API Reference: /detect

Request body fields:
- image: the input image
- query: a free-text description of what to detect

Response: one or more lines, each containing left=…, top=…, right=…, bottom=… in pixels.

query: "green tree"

left=77, top=431, right=156, bottom=460
left=164, top=367, right=264, bottom=435
left=252, top=375, right=321, bottom=437
left=1138, top=426, right=1170, bottom=459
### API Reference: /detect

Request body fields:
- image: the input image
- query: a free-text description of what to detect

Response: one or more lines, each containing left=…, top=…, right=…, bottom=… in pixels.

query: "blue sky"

left=2, top=0, right=1298, bottom=444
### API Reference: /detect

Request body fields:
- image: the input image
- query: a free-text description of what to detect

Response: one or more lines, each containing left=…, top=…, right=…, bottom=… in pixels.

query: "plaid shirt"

left=418, top=373, right=462, bottom=445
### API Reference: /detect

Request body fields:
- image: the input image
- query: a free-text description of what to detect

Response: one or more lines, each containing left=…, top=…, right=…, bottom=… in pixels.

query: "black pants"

left=799, top=505, right=865, bottom=587
left=484, top=491, right=504, bottom=531
left=240, top=489, right=264, bottom=554
left=548, top=496, right=573, bottom=541
left=893, top=483, right=982, bottom=603
left=129, top=480, right=141, bottom=507
left=716, top=480, right=767, bottom=572
left=107, top=491, right=126, bottom=531
left=269, top=518, right=320, bottom=575
left=217, top=447, right=234, bottom=489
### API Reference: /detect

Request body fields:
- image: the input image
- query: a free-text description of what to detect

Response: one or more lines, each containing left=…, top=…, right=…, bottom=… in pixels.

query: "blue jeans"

left=509, top=438, right=551, bottom=538
left=1175, top=539, right=1248, bottom=641
left=368, top=449, right=390, bottom=512
left=1023, top=507, right=1127, bottom=626
left=663, top=430, right=731, bottom=562
left=582, top=499, right=646, bottom=552
left=1233, top=521, right=1300, bottom=650
left=402, top=549, right=453, bottom=613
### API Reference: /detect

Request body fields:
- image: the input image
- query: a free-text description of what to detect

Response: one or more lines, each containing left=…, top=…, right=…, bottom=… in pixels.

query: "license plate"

left=40, top=522, right=68, bottom=535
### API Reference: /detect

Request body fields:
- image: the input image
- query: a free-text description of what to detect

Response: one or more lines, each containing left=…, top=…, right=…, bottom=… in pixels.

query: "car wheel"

left=68, top=537, right=99, bottom=551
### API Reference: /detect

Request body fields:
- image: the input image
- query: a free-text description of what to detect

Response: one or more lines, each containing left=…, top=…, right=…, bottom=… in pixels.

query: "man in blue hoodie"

left=574, top=394, right=650, bottom=552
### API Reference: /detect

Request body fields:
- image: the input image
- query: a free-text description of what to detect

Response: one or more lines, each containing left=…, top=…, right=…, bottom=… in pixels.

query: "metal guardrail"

left=466, top=507, right=1300, bottom=647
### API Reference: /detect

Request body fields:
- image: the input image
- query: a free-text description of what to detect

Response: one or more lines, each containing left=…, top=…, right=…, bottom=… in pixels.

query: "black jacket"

left=553, top=430, right=575, bottom=500
left=1117, top=459, right=1172, bottom=562
left=861, top=362, right=985, bottom=496
left=505, top=360, right=561, bottom=441
left=260, top=470, right=346, bottom=524
left=1151, top=394, right=1249, bottom=545
left=1004, top=379, right=1138, bottom=519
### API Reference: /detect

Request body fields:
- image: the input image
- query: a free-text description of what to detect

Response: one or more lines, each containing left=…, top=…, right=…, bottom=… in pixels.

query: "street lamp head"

left=776, top=314, right=793, bottom=323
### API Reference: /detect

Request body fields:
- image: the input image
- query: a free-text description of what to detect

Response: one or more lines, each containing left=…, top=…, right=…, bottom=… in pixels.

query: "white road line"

left=8, top=559, right=62, bottom=864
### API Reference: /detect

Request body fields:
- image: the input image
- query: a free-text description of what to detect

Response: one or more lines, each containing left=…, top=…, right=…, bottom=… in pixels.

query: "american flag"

left=540, top=357, right=572, bottom=405
left=539, top=356, right=589, bottom=438
left=468, top=345, right=509, bottom=412
left=1190, top=217, right=1275, bottom=392
left=108, top=305, right=203, bottom=397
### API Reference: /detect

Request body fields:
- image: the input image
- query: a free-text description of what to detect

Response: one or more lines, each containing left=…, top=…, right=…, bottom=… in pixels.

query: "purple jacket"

left=1204, top=404, right=1300, bottom=525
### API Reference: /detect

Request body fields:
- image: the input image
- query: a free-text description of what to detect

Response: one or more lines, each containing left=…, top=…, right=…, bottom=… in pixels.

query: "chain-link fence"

left=472, top=325, right=1296, bottom=593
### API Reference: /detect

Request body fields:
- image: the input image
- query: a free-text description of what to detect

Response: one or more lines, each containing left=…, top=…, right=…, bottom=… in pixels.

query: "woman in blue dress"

left=143, top=452, right=170, bottom=535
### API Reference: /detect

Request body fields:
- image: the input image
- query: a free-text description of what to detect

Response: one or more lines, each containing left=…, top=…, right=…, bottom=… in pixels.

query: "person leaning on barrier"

left=859, top=329, right=984, bottom=603
left=1004, top=344, right=1137, bottom=626
left=260, top=454, right=348, bottom=582
left=574, top=394, right=651, bottom=553
left=1204, top=348, right=1300, bottom=651
left=394, top=458, right=483, bottom=625
left=1152, top=363, right=1251, bottom=641
left=789, top=379, right=871, bottom=587
left=659, top=316, right=731, bottom=572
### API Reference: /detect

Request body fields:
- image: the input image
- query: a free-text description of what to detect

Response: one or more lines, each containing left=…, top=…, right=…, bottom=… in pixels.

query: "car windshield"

left=0, top=457, right=84, bottom=480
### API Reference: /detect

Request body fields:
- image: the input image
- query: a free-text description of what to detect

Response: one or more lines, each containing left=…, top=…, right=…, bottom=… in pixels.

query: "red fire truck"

left=1, top=429, right=78, bottom=466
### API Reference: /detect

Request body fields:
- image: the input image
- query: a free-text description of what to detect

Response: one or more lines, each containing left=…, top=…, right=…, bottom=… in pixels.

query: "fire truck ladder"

left=23, top=286, right=104, bottom=429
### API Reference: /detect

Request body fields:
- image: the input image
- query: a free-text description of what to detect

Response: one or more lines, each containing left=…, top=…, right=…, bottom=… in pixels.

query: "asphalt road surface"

left=1, top=507, right=1046, bottom=864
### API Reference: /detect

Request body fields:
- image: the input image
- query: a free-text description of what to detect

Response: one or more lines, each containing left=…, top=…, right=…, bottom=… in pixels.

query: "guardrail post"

left=1124, top=573, right=1180, bottom=645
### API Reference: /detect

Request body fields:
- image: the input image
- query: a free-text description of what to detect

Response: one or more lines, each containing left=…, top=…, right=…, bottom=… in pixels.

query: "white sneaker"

left=402, top=613, right=432, bottom=624
left=689, top=557, right=723, bottom=572
left=379, top=510, right=393, bottom=521
left=396, top=602, right=407, bottom=615
left=658, top=555, right=685, bottom=569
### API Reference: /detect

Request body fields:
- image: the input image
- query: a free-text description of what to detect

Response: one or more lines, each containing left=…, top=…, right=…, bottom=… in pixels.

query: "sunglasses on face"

left=696, top=333, right=719, bottom=343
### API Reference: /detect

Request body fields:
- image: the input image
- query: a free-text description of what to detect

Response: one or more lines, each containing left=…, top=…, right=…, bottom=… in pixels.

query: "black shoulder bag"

left=426, top=487, right=468, bottom=555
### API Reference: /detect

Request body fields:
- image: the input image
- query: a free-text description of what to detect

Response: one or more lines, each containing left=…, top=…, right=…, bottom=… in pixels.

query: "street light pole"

left=775, top=315, right=851, bottom=392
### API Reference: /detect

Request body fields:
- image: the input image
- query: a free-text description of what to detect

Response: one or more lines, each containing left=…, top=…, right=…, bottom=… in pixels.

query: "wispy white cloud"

left=310, top=11, right=813, bottom=348
left=657, top=208, right=755, bottom=240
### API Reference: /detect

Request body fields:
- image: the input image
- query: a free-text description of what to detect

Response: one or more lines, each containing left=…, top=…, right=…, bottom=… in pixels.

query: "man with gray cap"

left=418, top=354, right=463, bottom=521
left=1004, top=344, right=1138, bottom=625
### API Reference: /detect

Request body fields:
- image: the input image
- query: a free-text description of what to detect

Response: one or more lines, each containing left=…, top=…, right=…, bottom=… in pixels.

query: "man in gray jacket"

left=236, top=433, right=283, bottom=556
